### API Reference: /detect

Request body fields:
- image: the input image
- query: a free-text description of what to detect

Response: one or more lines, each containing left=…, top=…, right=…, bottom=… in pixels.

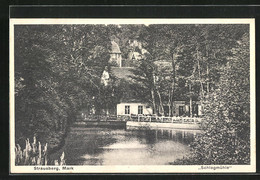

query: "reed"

left=15, top=136, right=65, bottom=166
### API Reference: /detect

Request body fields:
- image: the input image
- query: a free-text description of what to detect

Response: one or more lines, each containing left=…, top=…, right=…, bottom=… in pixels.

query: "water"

left=50, top=126, right=200, bottom=165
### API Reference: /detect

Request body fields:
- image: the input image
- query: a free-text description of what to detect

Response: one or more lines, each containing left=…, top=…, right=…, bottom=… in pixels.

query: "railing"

left=117, top=114, right=202, bottom=124
left=76, top=114, right=118, bottom=122
left=77, top=114, right=202, bottom=124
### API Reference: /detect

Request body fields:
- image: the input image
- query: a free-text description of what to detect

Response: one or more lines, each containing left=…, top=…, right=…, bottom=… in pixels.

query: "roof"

left=110, top=41, right=121, bottom=54
left=119, top=99, right=147, bottom=104
left=111, top=67, right=134, bottom=80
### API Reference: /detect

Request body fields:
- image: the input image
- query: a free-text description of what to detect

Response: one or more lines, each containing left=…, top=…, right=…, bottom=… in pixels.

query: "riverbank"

left=74, top=121, right=126, bottom=128
left=46, top=131, right=67, bottom=155
left=126, top=121, right=201, bottom=130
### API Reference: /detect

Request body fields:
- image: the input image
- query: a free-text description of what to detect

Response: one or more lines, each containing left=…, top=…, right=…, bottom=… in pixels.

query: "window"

left=125, top=105, right=130, bottom=114
left=111, top=54, right=116, bottom=58
left=111, top=54, right=116, bottom=61
left=138, top=106, right=143, bottom=114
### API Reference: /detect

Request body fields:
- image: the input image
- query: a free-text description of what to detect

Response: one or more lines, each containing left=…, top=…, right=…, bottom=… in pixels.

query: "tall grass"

left=15, top=137, right=65, bottom=166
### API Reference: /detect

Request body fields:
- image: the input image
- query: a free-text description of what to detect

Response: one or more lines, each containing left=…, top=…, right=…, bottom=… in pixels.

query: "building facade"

left=117, top=102, right=153, bottom=116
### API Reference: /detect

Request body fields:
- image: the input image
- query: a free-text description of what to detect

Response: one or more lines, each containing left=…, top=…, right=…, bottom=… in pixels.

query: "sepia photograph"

left=9, top=19, right=255, bottom=173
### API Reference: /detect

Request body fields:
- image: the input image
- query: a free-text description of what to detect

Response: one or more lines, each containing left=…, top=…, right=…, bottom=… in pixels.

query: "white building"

left=117, top=102, right=153, bottom=116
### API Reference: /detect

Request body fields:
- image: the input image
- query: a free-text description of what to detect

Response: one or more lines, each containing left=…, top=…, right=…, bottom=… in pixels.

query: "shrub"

left=173, top=33, right=250, bottom=165
left=15, top=137, right=65, bottom=166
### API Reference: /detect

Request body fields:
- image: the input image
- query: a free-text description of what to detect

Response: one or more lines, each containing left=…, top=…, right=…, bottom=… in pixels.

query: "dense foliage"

left=15, top=25, right=111, bottom=150
left=128, top=24, right=249, bottom=117
left=173, top=33, right=250, bottom=165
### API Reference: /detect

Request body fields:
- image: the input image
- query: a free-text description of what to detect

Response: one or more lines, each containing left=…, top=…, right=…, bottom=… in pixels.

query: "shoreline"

left=126, top=121, right=201, bottom=130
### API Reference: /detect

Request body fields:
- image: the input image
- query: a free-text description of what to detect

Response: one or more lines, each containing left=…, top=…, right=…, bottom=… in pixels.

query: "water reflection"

left=50, top=126, right=200, bottom=165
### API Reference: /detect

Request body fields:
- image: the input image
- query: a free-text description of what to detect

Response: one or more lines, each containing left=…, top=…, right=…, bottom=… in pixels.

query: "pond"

left=50, top=126, right=200, bottom=165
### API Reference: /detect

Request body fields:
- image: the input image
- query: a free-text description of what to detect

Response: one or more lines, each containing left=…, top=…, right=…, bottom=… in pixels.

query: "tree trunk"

left=168, top=88, right=172, bottom=116
left=189, top=83, right=193, bottom=117
left=157, top=90, right=164, bottom=116
left=152, top=71, right=159, bottom=116
left=197, top=49, right=204, bottom=112
left=197, top=49, right=204, bottom=100
left=151, top=89, right=157, bottom=115
left=206, top=62, right=210, bottom=93
left=168, top=104, right=171, bottom=117
left=170, top=52, right=177, bottom=116
left=205, top=29, right=210, bottom=94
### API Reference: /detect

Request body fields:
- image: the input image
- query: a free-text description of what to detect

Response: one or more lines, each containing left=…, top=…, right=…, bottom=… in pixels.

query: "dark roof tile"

left=111, top=67, right=134, bottom=80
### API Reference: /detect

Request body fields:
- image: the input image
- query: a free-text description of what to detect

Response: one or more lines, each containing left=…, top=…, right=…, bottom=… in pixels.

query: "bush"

left=173, top=33, right=250, bottom=165
left=15, top=137, right=66, bottom=166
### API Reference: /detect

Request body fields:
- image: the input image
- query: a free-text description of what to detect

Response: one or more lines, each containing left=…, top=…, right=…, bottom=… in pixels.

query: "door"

left=179, top=106, right=184, bottom=116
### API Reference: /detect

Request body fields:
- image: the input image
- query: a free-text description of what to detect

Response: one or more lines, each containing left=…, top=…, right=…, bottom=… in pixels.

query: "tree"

left=14, top=25, right=111, bottom=149
left=129, top=55, right=159, bottom=115
left=174, top=32, right=250, bottom=165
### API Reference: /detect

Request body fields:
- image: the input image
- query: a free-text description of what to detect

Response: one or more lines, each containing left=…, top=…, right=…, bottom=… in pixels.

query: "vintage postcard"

left=9, top=18, right=256, bottom=173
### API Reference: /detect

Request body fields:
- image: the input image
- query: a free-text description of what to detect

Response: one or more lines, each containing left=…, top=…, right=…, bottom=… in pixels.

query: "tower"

left=109, top=41, right=122, bottom=67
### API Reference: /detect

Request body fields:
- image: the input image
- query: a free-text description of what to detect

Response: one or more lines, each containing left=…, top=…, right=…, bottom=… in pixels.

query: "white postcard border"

left=9, top=18, right=256, bottom=173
